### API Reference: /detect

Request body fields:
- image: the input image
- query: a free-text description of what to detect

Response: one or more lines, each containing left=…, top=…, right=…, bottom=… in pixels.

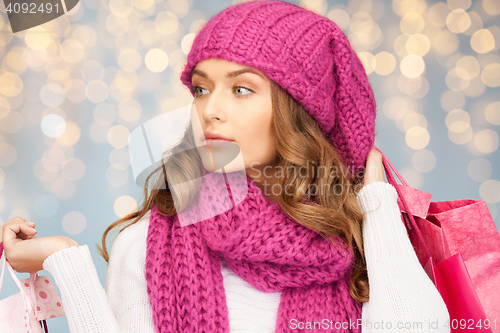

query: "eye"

left=192, top=85, right=254, bottom=98
left=193, top=85, right=208, bottom=97
left=234, top=86, right=253, bottom=98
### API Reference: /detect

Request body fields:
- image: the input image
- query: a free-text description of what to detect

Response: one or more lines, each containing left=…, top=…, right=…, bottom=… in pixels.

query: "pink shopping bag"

left=373, top=145, right=500, bottom=333
left=0, top=245, right=65, bottom=332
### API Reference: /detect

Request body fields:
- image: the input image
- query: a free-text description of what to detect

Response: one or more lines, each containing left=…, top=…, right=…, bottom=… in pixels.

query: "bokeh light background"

left=0, top=0, right=499, bottom=330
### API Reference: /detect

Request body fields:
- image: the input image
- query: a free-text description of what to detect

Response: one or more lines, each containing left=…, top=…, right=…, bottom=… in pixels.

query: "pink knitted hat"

left=180, top=0, right=377, bottom=178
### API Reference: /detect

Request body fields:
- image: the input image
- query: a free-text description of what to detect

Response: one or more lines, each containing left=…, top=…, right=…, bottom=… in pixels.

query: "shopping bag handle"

left=0, top=245, right=36, bottom=302
left=372, top=146, right=431, bottom=259
left=0, top=251, right=35, bottom=325
left=0, top=246, right=48, bottom=333
left=373, top=147, right=409, bottom=188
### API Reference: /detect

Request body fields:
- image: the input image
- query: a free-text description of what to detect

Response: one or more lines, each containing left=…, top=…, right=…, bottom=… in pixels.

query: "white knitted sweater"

left=43, top=181, right=450, bottom=332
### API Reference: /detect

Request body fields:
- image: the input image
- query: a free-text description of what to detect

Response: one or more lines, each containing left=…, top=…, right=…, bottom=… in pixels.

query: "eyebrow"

left=192, top=68, right=265, bottom=80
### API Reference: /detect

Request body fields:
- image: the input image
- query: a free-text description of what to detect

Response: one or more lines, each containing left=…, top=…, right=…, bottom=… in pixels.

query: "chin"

left=197, top=143, right=247, bottom=174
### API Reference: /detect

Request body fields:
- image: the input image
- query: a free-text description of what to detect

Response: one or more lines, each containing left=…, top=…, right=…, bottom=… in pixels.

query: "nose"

left=201, top=87, right=227, bottom=122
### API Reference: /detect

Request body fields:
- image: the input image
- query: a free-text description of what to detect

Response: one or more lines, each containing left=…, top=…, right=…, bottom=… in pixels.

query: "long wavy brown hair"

left=96, top=79, right=370, bottom=303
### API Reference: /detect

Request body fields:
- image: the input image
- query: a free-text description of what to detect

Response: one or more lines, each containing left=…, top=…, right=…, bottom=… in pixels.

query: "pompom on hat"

left=180, top=0, right=377, bottom=179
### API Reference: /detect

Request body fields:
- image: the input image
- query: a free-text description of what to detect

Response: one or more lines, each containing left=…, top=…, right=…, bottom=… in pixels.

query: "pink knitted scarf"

left=145, top=167, right=362, bottom=332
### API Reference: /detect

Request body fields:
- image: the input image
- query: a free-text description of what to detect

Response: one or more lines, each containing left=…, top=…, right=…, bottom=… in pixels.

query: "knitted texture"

left=180, top=0, right=377, bottom=177
left=145, top=167, right=362, bottom=333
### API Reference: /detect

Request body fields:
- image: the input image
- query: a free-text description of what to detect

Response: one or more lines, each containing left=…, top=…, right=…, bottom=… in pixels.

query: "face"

left=190, top=58, right=276, bottom=182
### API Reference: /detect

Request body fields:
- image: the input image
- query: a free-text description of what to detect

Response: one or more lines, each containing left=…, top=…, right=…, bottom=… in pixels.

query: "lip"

left=205, top=140, right=234, bottom=148
left=201, top=131, right=234, bottom=142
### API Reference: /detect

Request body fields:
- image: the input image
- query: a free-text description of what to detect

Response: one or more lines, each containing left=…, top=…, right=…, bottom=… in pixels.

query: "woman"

left=1, top=1, right=450, bottom=332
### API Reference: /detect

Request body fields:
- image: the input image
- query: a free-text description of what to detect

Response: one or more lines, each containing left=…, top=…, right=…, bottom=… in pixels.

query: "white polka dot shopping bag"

left=0, top=249, right=65, bottom=333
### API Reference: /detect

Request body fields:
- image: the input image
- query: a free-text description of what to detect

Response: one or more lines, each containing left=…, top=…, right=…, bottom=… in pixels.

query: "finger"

left=375, top=152, right=385, bottom=181
left=1, top=220, right=35, bottom=239
left=378, top=163, right=385, bottom=182
left=17, top=234, right=39, bottom=241
left=6, top=216, right=26, bottom=224
left=25, top=221, right=36, bottom=229
left=3, top=218, right=35, bottom=228
left=3, top=223, right=37, bottom=243
left=363, top=151, right=384, bottom=185
left=1, top=221, right=36, bottom=235
left=18, top=230, right=37, bottom=240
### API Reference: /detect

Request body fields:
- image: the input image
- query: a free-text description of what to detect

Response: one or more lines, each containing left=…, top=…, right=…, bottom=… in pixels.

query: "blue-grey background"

left=0, top=0, right=499, bottom=331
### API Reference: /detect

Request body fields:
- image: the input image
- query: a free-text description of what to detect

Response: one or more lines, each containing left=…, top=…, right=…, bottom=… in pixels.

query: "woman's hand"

left=363, top=147, right=385, bottom=186
left=1, top=216, right=79, bottom=273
